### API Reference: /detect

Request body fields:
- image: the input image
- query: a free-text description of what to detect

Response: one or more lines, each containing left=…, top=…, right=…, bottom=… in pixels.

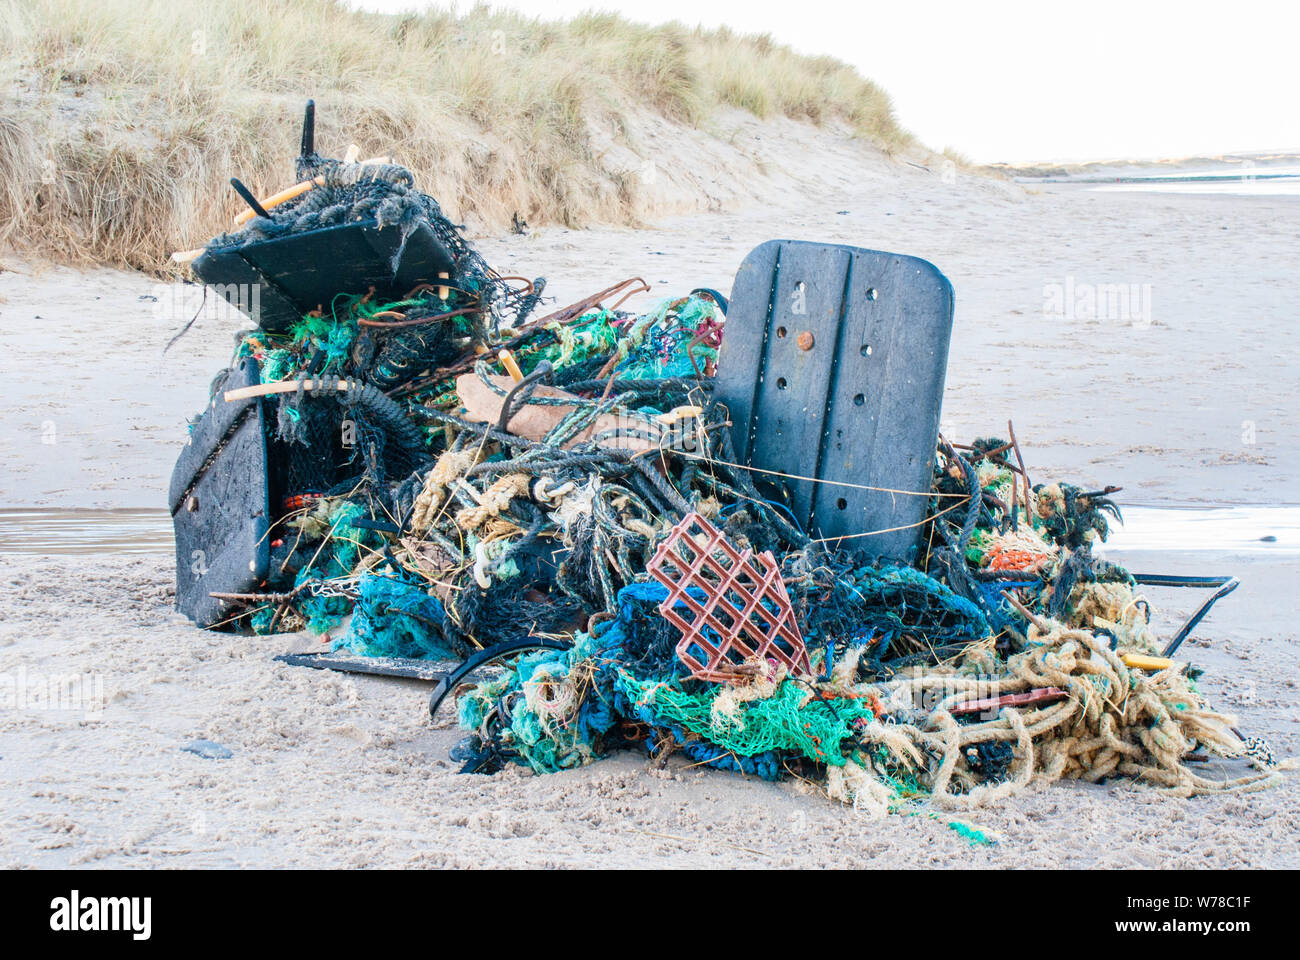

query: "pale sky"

left=351, top=0, right=1299, bottom=163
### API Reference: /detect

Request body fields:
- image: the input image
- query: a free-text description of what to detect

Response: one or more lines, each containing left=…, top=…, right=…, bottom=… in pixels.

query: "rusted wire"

left=387, top=276, right=651, bottom=397
left=1006, top=420, right=1032, bottom=514
left=533, top=277, right=649, bottom=326
left=357, top=305, right=481, bottom=329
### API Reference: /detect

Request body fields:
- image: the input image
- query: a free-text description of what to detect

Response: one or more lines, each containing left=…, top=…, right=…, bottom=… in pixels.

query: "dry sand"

left=1, top=116, right=1297, bottom=868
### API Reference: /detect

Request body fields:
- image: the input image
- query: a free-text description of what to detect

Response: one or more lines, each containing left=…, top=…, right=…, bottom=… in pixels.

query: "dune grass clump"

left=0, top=0, right=912, bottom=269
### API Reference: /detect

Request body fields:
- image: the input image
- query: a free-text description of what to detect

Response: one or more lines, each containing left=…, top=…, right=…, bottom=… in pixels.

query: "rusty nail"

left=796, top=331, right=815, bottom=351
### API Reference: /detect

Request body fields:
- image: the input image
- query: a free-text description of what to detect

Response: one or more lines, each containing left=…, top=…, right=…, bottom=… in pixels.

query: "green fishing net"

left=615, top=672, right=876, bottom=766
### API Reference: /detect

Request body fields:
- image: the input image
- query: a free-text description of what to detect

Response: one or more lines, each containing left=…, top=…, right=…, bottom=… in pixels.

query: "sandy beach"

left=1, top=121, right=1297, bottom=868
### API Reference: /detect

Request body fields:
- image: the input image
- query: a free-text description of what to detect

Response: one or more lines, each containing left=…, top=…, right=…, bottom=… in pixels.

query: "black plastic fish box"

left=169, top=358, right=271, bottom=628
left=191, top=218, right=455, bottom=333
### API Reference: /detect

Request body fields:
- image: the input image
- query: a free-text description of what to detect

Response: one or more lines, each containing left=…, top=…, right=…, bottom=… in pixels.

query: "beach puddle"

left=2, top=504, right=1298, bottom=557
left=0, top=508, right=174, bottom=555
left=1099, top=505, right=1300, bottom=554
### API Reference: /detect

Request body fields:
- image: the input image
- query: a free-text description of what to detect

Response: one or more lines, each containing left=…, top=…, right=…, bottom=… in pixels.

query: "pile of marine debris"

left=171, top=103, right=1283, bottom=817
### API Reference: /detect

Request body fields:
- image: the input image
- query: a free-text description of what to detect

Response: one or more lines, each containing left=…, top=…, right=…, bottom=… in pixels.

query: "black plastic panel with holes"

left=715, top=239, right=954, bottom=559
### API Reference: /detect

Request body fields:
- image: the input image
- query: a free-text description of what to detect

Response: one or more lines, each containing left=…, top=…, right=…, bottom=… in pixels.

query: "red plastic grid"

left=646, top=512, right=810, bottom=683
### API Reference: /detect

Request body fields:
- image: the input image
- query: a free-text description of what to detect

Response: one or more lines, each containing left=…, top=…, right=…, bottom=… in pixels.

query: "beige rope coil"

left=821, top=595, right=1284, bottom=814
left=911, top=601, right=1281, bottom=805
left=409, top=449, right=477, bottom=534
left=455, top=473, right=531, bottom=532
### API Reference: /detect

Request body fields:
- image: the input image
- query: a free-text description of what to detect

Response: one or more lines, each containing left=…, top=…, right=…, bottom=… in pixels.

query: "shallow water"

left=1092, top=164, right=1300, bottom=196
left=1, top=504, right=1297, bottom=557
left=1025, top=163, right=1300, bottom=197
left=1092, top=179, right=1300, bottom=197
